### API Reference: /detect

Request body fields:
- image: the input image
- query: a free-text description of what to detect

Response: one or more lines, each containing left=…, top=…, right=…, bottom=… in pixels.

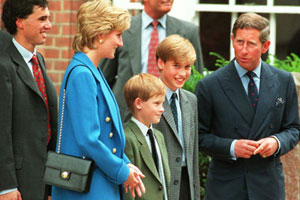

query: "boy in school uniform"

left=153, top=34, right=200, bottom=200
left=123, top=73, right=171, bottom=200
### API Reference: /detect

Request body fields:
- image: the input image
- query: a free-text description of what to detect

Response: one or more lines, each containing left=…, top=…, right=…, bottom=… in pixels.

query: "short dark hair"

left=2, top=0, right=49, bottom=35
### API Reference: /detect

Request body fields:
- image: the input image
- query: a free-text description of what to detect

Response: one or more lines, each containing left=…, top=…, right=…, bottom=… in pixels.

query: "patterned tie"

left=246, top=71, right=259, bottom=111
left=31, top=55, right=51, bottom=144
left=147, top=129, right=159, bottom=172
left=170, top=93, right=178, bottom=131
left=147, top=21, right=160, bottom=77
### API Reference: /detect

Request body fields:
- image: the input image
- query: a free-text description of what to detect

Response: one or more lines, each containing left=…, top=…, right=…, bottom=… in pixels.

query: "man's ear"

left=157, top=58, right=165, bottom=71
left=262, top=40, right=271, bottom=54
left=16, top=18, right=24, bottom=30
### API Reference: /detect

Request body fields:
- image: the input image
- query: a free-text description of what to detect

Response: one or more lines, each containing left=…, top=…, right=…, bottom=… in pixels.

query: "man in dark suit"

left=0, top=0, right=57, bottom=200
left=0, top=30, right=11, bottom=52
left=196, top=12, right=300, bottom=200
left=100, top=0, right=204, bottom=123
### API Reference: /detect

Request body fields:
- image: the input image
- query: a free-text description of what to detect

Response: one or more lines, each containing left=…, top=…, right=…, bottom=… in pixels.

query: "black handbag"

left=43, top=66, right=94, bottom=193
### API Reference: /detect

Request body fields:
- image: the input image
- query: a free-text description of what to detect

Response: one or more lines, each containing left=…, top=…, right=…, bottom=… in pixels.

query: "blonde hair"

left=124, top=73, right=167, bottom=113
left=156, top=34, right=196, bottom=64
left=72, top=0, right=130, bottom=52
left=232, top=12, right=270, bottom=44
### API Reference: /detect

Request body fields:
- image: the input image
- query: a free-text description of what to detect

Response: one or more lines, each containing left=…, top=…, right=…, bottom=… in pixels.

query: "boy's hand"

left=124, top=164, right=146, bottom=197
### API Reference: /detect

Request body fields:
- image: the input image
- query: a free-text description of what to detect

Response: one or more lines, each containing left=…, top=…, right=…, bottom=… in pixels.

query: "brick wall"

left=0, top=0, right=85, bottom=94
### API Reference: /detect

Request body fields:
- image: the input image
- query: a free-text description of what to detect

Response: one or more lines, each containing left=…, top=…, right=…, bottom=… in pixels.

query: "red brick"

left=49, top=24, right=60, bottom=35
left=44, top=36, right=54, bottom=46
left=55, top=37, right=73, bottom=47
left=62, top=49, right=74, bottom=59
left=48, top=72, right=61, bottom=83
left=53, top=60, right=69, bottom=71
left=64, top=1, right=83, bottom=11
left=44, top=49, right=60, bottom=59
left=55, top=12, right=72, bottom=23
left=63, top=24, right=76, bottom=35
left=48, top=1, right=61, bottom=11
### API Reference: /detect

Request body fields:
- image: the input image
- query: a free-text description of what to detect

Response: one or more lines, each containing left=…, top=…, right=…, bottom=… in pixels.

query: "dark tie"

left=170, top=93, right=178, bottom=131
left=147, top=129, right=159, bottom=172
left=246, top=71, right=259, bottom=111
left=32, top=55, right=51, bottom=144
left=147, top=21, right=160, bottom=77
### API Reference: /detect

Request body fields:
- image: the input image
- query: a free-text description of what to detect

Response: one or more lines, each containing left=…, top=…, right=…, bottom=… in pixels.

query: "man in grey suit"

left=0, top=0, right=57, bottom=200
left=0, top=30, right=11, bottom=52
left=100, top=0, right=204, bottom=123
left=196, top=13, right=300, bottom=200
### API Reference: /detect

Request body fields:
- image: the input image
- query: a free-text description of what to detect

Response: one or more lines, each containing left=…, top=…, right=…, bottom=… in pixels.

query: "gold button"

left=105, top=117, right=111, bottom=122
left=112, top=148, right=117, bottom=154
left=109, top=132, right=113, bottom=138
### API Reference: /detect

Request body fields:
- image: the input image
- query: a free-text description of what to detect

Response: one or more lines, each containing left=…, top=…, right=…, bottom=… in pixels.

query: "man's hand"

left=253, top=137, right=279, bottom=158
left=0, top=190, right=22, bottom=200
left=124, top=164, right=146, bottom=198
left=235, top=139, right=260, bottom=158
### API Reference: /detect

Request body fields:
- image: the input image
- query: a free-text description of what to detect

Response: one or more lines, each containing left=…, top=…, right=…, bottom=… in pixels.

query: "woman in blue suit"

left=52, top=0, right=145, bottom=199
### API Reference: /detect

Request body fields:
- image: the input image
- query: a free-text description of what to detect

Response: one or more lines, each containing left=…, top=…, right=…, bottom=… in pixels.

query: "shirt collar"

left=142, top=10, right=167, bottom=30
left=131, top=116, right=153, bottom=137
left=12, top=38, right=37, bottom=64
left=166, top=86, right=179, bottom=102
left=234, top=59, right=262, bottom=79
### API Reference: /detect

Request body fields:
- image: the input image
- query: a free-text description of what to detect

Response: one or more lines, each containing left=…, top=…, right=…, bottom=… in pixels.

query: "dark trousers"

left=179, top=166, right=191, bottom=200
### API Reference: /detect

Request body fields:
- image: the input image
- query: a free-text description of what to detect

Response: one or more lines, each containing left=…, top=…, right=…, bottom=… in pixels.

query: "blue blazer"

left=52, top=52, right=130, bottom=200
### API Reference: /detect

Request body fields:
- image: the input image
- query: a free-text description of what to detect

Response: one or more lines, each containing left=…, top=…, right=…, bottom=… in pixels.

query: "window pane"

left=236, top=0, right=267, bottom=5
left=199, top=12, right=231, bottom=70
left=199, top=0, right=229, bottom=4
left=275, top=0, right=300, bottom=6
left=276, top=14, right=300, bottom=59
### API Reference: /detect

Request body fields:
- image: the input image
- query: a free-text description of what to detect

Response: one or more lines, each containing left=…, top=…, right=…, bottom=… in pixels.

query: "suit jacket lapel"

left=162, top=97, right=182, bottom=145
left=250, top=63, right=277, bottom=138
left=9, top=43, right=43, bottom=100
left=128, top=121, right=161, bottom=181
left=219, top=61, right=254, bottom=128
left=166, top=15, right=179, bottom=35
left=154, top=129, right=170, bottom=188
left=127, top=14, right=142, bottom=75
left=179, top=89, right=191, bottom=150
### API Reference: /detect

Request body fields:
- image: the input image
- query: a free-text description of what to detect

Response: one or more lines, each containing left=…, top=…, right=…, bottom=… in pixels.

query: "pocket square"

left=275, top=97, right=285, bottom=106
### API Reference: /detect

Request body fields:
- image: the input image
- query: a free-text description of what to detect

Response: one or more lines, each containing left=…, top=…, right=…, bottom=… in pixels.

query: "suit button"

left=112, top=148, right=117, bottom=154
left=174, top=180, right=179, bottom=185
left=109, top=132, right=113, bottom=138
left=269, top=124, right=273, bottom=129
left=105, top=117, right=111, bottom=122
left=158, top=185, right=163, bottom=191
left=176, top=157, right=181, bottom=162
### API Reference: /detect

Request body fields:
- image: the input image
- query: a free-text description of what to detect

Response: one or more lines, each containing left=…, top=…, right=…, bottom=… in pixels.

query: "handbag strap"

left=57, top=66, right=86, bottom=159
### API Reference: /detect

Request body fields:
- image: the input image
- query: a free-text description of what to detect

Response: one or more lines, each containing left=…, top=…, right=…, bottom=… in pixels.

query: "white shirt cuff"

left=0, top=188, right=17, bottom=195
left=230, top=139, right=237, bottom=160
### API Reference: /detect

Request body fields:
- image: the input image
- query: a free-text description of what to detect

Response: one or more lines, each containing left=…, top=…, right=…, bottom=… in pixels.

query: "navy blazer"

left=195, top=60, right=300, bottom=200
left=52, top=52, right=130, bottom=200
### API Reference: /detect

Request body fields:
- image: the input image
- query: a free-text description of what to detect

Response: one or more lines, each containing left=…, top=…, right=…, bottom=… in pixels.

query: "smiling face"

left=232, top=28, right=270, bottom=71
left=136, top=94, right=165, bottom=127
left=100, top=30, right=123, bottom=59
left=158, top=58, right=191, bottom=91
left=144, top=0, right=174, bottom=19
left=16, top=6, right=51, bottom=52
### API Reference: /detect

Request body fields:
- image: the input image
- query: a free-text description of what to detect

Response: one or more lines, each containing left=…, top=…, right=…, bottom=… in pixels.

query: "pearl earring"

left=99, top=39, right=103, bottom=44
